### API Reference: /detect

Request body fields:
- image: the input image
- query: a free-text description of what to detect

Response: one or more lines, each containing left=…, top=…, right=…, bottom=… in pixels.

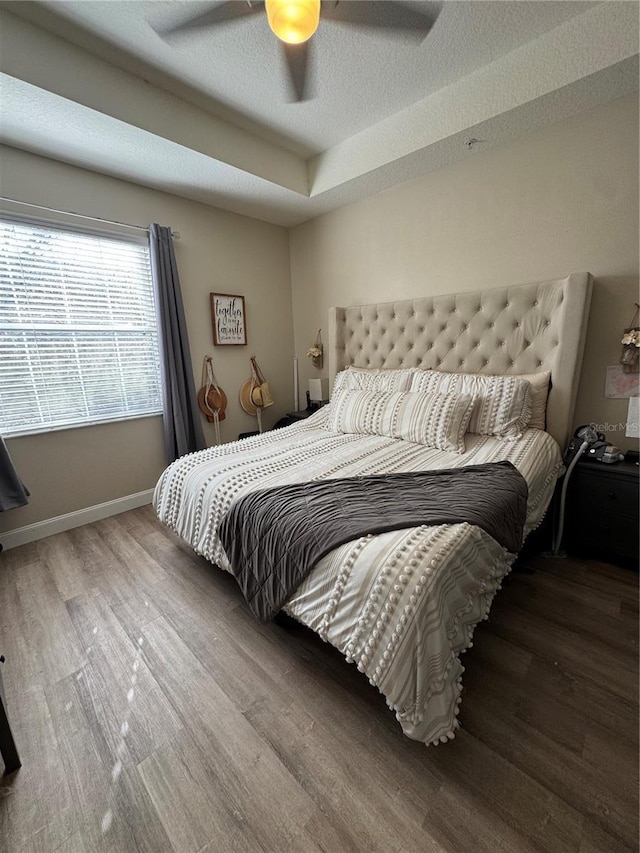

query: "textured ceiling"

left=0, top=1, right=638, bottom=226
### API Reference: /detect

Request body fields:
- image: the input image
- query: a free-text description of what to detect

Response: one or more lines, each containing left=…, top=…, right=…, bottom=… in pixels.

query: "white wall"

left=0, top=145, right=293, bottom=533
left=290, top=93, right=640, bottom=451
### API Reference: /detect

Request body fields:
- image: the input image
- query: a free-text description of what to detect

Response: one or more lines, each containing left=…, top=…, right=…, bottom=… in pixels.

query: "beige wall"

left=290, top=92, right=640, bottom=451
left=0, top=145, right=293, bottom=532
left=2, top=91, right=638, bottom=535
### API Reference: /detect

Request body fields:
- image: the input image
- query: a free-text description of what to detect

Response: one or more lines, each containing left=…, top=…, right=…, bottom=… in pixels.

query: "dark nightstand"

left=565, top=457, right=639, bottom=567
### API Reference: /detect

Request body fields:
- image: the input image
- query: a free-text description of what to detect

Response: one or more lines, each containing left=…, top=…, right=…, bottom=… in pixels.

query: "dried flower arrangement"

left=307, top=329, right=323, bottom=369
left=619, top=304, right=640, bottom=374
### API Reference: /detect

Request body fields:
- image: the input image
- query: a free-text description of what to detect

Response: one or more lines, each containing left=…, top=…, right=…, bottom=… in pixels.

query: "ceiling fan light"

left=266, top=0, right=320, bottom=44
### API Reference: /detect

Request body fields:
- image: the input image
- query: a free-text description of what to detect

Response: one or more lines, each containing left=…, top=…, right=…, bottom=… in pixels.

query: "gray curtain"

left=149, top=223, right=206, bottom=463
left=0, top=437, right=29, bottom=513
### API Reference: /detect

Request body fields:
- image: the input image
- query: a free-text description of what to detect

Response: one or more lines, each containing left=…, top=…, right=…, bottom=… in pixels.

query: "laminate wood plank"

left=53, top=831, right=91, bottom=853
left=107, top=595, right=162, bottom=647
left=138, top=731, right=267, bottom=853
left=66, top=525, right=158, bottom=609
left=0, top=541, right=38, bottom=571
left=14, top=561, right=86, bottom=686
left=581, top=729, right=639, bottom=806
left=214, top=602, right=309, bottom=684
left=426, top=730, right=585, bottom=853
left=244, top=693, right=445, bottom=853
left=37, top=532, right=98, bottom=602
left=579, top=819, right=636, bottom=853
left=461, top=691, right=638, bottom=850
left=149, top=576, right=298, bottom=716
left=531, top=556, right=638, bottom=604
left=146, top=563, right=240, bottom=627
left=66, top=592, right=135, bottom=652
left=133, top=503, right=161, bottom=522
left=462, top=660, right=587, bottom=754
left=509, top=562, right=631, bottom=617
left=122, top=516, right=167, bottom=545
left=488, top=602, right=637, bottom=704
left=223, top=605, right=391, bottom=726
left=520, top=656, right=638, bottom=746
left=138, top=617, right=321, bottom=852
left=111, top=505, right=152, bottom=532
left=56, top=724, right=144, bottom=853
left=78, top=629, right=182, bottom=767
left=46, top=676, right=175, bottom=853
left=620, top=597, right=638, bottom=617
left=66, top=581, right=162, bottom=662
left=45, top=673, right=93, bottom=747
left=462, top=629, right=534, bottom=680
left=301, top=810, right=375, bottom=853
left=499, top=571, right=639, bottom=652
left=107, top=762, right=175, bottom=853
left=0, top=563, right=44, bottom=697
left=131, top=526, right=242, bottom=612
left=422, top=782, right=539, bottom=853
left=93, top=516, right=168, bottom=587
left=0, top=685, right=77, bottom=853
left=464, top=642, right=639, bottom=812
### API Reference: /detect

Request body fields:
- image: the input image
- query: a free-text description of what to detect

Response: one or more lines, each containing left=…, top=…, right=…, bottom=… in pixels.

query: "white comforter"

left=153, top=409, right=562, bottom=745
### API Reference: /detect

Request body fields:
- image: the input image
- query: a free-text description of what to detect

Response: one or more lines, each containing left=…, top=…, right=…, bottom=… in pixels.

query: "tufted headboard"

left=328, top=273, right=593, bottom=449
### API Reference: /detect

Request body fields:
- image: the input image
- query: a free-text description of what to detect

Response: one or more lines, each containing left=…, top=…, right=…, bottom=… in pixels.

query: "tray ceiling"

left=0, top=1, right=638, bottom=226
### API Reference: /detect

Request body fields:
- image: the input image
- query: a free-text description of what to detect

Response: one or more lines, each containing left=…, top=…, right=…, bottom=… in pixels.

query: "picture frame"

left=210, top=292, right=247, bottom=346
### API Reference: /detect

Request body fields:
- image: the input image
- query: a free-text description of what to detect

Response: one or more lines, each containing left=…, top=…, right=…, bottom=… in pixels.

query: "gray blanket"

left=218, top=461, right=528, bottom=621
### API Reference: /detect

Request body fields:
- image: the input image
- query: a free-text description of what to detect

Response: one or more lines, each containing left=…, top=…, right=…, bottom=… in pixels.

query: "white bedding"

left=153, top=408, right=563, bottom=744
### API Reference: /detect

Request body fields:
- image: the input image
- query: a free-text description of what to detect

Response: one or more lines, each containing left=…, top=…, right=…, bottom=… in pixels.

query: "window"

left=0, top=217, right=162, bottom=436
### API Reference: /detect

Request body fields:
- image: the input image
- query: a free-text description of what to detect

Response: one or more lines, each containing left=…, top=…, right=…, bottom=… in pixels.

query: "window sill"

left=2, top=411, right=163, bottom=440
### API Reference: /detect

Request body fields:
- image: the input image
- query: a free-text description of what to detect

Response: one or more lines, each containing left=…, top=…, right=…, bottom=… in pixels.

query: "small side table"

left=0, top=655, right=21, bottom=774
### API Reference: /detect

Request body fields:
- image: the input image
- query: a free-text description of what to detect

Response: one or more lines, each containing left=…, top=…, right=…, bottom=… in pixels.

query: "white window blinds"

left=0, top=217, right=162, bottom=436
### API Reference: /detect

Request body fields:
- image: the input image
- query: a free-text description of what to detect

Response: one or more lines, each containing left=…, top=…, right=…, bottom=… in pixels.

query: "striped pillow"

left=328, top=389, right=476, bottom=453
left=410, top=370, right=532, bottom=439
left=331, top=366, right=416, bottom=396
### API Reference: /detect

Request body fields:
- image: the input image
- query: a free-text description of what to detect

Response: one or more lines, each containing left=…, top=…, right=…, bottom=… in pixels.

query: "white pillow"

left=410, top=369, right=532, bottom=439
left=328, top=388, right=476, bottom=453
left=331, top=366, right=416, bottom=396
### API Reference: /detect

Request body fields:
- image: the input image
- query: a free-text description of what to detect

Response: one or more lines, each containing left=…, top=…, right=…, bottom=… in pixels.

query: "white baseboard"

left=0, top=489, right=154, bottom=551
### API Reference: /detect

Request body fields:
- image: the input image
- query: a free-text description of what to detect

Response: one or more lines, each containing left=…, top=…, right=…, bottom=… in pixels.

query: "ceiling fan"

left=153, top=1, right=439, bottom=102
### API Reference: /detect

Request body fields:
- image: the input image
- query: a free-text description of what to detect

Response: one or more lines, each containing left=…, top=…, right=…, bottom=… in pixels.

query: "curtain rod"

left=0, top=197, right=181, bottom=239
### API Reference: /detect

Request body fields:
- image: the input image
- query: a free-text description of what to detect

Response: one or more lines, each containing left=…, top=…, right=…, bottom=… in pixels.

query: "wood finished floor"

left=0, top=505, right=637, bottom=853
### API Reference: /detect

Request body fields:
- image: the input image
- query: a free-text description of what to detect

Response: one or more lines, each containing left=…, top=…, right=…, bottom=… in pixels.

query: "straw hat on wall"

left=239, top=377, right=274, bottom=416
left=239, top=379, right=258, bottom=416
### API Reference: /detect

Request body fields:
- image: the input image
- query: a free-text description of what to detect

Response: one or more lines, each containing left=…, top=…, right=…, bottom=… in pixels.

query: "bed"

left=154, top=272, right=593, bottom=745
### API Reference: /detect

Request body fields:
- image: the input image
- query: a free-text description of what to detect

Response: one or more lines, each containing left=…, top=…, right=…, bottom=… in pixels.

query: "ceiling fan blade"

left=153, top=1, right=263, bottom=39
left=322, top=1, right=438, bottom=41
left=282, top=40, right=312, bottom=102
